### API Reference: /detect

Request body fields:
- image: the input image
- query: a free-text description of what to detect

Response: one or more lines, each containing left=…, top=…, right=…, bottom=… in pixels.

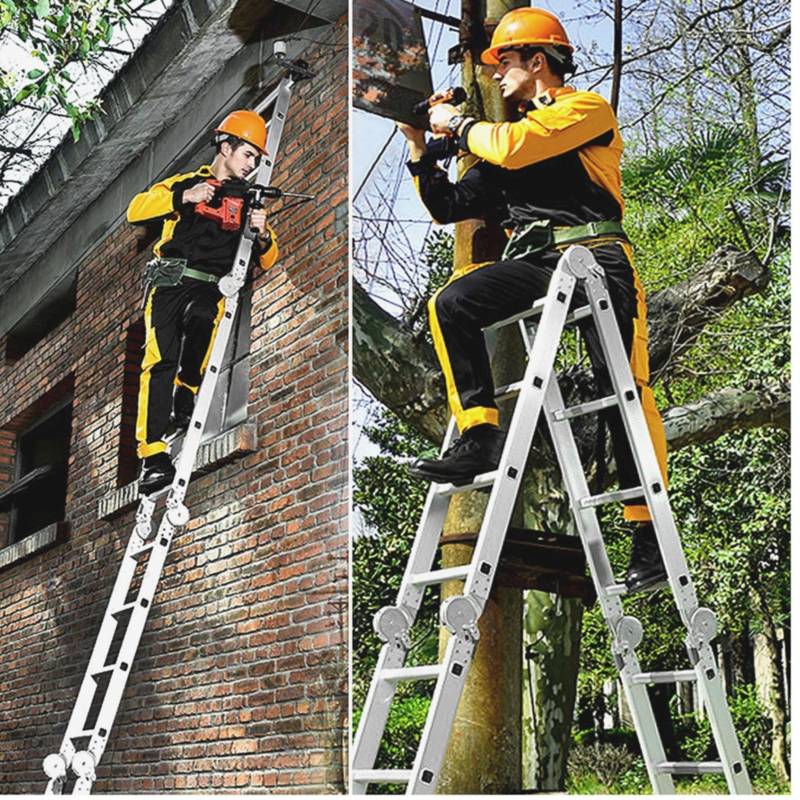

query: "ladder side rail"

left=58, top=556, right=140, bottom=743
left=690, top=645, right=752, bottom=792
left=459, top=259, right=578, bottom=613
left=407, top=633, right=477, bottom=794
left=578, top=260, right=700, bottom=622
left=577, top=250, right=752, bottom=793
left=351, top=644, right=408, bottom=793
left=351, top=420, right=459, bottom=787
left=395, top=418, right=458, bottom=614
left=542, top=373, right=675, bottom=793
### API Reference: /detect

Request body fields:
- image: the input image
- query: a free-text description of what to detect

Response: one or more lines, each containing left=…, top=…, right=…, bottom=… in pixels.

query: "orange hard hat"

left=215, top=109, right=268, bottom=153
left=481, top=7, right=572, bottom=65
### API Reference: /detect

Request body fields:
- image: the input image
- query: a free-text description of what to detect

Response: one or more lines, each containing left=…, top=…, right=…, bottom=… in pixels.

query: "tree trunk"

left=751, top=587, right=790, bottom=783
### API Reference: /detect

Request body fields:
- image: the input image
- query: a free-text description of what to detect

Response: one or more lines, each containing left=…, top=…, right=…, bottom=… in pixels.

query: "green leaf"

left=13, top=84, right=35, bottom=103
left=34, top=0, right=50, bottom=18
left=26, top=68, right=44, bottom=79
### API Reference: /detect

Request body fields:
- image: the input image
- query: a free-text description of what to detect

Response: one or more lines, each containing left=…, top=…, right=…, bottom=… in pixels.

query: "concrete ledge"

left=97, top=422, right=258, bottom=520
left=0, top=521, right=69, bottom=570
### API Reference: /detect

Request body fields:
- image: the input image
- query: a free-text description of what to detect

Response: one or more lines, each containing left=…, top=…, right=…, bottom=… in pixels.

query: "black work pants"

left=428, top=242, right=667, bottom=522
left=136, top=280, right=224, bottom=458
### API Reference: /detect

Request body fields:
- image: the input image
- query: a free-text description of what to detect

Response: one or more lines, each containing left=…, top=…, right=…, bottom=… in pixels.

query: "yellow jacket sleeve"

left=465, top=92, right=616, bottom=170
left=127, top=176, right=183, bottom=223
left=257, top=224, right=279, bottom=270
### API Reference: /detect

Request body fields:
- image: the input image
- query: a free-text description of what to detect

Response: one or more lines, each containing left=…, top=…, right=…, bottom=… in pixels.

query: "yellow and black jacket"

left=127, top=164, right=278, bottom=276
left=409, top=86, right=623, bottom=230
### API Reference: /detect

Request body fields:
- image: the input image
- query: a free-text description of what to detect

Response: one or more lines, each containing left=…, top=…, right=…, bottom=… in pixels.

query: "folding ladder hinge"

left=688, top=607, right=718, bottom=648
left=373, top=605, right=413, bottom=649
left=612, top=615, right=643, bottom=668
left=440, top=595, right=481, bottom=641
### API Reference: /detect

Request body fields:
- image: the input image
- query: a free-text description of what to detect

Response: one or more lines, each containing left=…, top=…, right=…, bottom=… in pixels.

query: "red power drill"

left=195, top=179, right=248, bottom=230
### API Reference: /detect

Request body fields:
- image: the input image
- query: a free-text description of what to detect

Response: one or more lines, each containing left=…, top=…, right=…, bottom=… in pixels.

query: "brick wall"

left=0, top=18, right=348, bottom=793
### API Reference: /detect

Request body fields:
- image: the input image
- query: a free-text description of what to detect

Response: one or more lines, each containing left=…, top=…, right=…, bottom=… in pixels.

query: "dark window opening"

left=117, top=320, right=146, bottom=487
left=5, top=272, right=77, bottom=363
left=0, top=400, right=72, bottom=545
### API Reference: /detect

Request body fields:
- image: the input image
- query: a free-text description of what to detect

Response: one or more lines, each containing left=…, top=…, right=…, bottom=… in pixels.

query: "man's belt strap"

left=552, top=220, right=627, bottom=246
left=183, top=267, right=219, bottom=284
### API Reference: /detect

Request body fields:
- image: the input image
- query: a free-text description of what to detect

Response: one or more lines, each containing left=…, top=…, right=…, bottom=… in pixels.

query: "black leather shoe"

left=168, top=385, right=195, bottom=434
left=139, top=452, right=176, bottom=495
left=625, top=521, right=668, bottom=594
left=409, top=424, right=506, bottom=486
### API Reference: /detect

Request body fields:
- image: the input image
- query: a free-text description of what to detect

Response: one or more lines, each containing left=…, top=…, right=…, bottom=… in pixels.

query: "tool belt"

left=502, top=220, right=627, bottom=262
left=143, top=257, right=219, bottom=288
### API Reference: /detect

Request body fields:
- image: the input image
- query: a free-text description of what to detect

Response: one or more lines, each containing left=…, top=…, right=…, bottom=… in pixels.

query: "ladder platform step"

left=580, top=486, right=644, bottom=508
left=553, top=394, right=618, bottom=421
left=381, top=665, right=442, bottom=682
left=631, top=669, right=697, bottom=685
left=655, top=761, right=724, bottom=775
left=434, top=471, right=497, bottom=496
left=352, top=769, right=412, bottom=784
left=410, top=566, right=470, bottom=587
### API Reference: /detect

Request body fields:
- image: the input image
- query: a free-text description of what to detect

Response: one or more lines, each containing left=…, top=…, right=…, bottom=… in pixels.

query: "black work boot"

left=168, top=385, right=195, bottom=434
left=139, top=452, right=176, bottom=496
left=409, top=424, right=506, bottom=486
left=625, top=521, right=668, bottom=594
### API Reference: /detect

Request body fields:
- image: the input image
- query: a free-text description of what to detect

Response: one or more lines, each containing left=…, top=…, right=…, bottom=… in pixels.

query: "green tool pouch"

left=143, top=257, right=189, bottom=288
left=502, top=219, right=553, bottom=262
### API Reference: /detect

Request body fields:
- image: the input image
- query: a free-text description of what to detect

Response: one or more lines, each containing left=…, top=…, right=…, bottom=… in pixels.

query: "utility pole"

left=436, top=0, right=528, bottom=792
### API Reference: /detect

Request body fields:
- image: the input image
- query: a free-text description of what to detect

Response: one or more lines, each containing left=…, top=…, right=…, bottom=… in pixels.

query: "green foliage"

left=0, top=0, right=137, bottom=137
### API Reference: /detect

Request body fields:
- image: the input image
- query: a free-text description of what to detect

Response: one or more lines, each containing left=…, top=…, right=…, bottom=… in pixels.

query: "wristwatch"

left=447, top=114, right=465, bottom=137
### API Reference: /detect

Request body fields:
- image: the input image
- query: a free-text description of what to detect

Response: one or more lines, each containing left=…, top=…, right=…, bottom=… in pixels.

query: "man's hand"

left=249, top=208, right=270, bottom=238
left=397, top=122, right=427, bottom=161
left=428, top=103, right=459, bottom=135
left=183, top=182, right=215, bottom=204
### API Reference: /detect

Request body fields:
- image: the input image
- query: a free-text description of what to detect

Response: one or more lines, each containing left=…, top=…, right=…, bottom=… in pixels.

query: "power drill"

left=194, top=178, right=250, bottom=230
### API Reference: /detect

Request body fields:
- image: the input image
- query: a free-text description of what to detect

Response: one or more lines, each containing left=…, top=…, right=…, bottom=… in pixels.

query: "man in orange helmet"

left=398, top=7, right=669, bottom=593
left=128, top=109, right=278, bottom=494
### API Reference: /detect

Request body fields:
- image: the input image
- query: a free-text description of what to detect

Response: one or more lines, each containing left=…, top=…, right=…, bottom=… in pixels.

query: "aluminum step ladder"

left=351, top=245, right=751, bottom=794
left=42, top=50, right=312, bottom=795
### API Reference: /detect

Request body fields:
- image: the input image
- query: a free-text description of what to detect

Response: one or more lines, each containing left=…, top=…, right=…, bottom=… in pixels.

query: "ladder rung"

left=631, top=670, right=697, bottom=685
left=580, top=486, right=644, bottom=508
left=410, top=566, right=470, bottom=587
left=655, top=761, right=724, bottom=775
left=434, top=471, right=497, bottom=496
left=484, top=299, right=546, bottom=331
left=604, top=583, right=628, bottom=597
left=566, top=305, right=592, bottom=323
left=91, top=665, right=117, bottom=679
left=553, top=394, right=618, bottom=421
left=494, top=381, right=523, bottom=400
left=111, top=601, right=138, bottom=617
left=381, top=665, right=442, bottom=682
left=352, top=769, right=412, bottom=784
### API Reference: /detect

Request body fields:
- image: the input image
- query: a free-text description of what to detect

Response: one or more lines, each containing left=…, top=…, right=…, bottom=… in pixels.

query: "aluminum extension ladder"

left=352, top=245, right=751, bottom=794
left=42, top=50, right=309, bottom=795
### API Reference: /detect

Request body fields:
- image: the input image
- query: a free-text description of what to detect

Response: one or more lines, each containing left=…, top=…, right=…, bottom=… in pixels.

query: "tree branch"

left=354, top=245, right=771, bottom=442
left=663, top=379, right=789, bottom=450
